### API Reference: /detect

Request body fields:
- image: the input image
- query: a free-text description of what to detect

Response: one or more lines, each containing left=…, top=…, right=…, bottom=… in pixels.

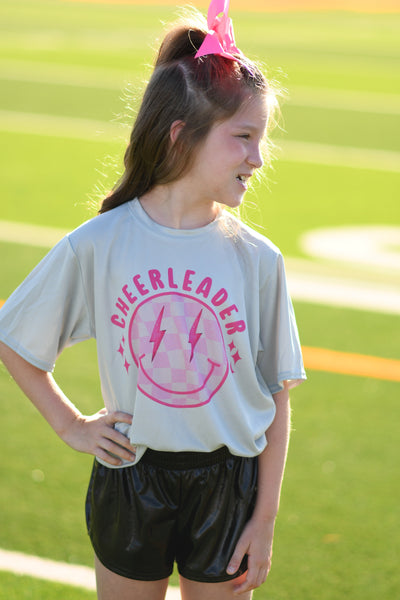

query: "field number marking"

left=301, top=225, right=400, bottom=272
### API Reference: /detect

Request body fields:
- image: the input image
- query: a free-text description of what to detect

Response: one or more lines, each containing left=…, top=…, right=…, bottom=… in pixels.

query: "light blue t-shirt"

left=0, top=200, right=306, bottom=465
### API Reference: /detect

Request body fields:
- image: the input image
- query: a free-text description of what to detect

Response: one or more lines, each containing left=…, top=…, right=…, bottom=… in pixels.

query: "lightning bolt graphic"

left=189, top=309, right=203, bottom=362
left=150, top=305, right=166, bottom=362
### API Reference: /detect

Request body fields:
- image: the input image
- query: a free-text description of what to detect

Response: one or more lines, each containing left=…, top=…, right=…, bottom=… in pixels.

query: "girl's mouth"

left=236, top=174, right=250, bottom=188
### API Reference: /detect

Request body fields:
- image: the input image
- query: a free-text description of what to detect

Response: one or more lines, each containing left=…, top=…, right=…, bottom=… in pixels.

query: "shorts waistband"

left=141, top=446, right=232, bottom=469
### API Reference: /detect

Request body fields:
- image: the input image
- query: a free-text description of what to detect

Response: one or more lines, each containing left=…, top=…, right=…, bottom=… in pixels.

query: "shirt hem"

left=0, top=331, right=54, bottom=372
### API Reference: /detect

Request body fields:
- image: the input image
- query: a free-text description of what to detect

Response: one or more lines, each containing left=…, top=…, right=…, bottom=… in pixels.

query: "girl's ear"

left=170, top=120, right=185, bottom=144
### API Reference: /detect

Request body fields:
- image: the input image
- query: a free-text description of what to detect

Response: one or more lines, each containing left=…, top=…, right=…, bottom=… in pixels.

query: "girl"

left=0, top=1, right=306, bottom=598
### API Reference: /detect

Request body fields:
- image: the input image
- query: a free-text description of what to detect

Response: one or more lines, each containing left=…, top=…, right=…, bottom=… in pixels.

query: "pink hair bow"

left=195, top=0, right=241, bottom=60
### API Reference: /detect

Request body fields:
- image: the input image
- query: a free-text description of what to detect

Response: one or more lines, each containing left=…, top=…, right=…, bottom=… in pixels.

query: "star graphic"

left=232, top=351, right=241, bottom=365
left=118, top=344, right=124, bottom=356
left=228, top=341, right=236, bottom=352
left=124, top=359, right=131, bottom=373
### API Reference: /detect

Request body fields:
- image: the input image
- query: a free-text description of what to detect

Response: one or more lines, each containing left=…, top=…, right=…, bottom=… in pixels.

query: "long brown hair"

left=99, top=18, right=269, bottom=214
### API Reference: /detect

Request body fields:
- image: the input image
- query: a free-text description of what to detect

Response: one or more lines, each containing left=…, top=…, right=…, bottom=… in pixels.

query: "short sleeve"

left=257, top=253, right=306, bottom=394
left=0, top=236, right=93, bottom=371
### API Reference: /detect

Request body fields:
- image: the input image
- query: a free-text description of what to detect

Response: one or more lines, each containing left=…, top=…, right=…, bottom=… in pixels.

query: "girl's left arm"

left=227, top=384, right=291, bottom=595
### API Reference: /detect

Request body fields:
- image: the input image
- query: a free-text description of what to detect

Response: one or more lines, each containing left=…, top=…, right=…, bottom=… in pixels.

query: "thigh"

left=180, top=573, right=253, bottom=600
left=95, top=556, right=170, bottom=600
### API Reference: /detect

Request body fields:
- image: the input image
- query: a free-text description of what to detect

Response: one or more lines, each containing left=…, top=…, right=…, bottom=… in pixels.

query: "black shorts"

left=85, top=447, right=258, bottom=582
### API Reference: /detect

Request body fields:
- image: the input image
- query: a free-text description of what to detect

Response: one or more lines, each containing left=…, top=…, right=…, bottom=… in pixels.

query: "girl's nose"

left=248, top=142, right=264, bottom=169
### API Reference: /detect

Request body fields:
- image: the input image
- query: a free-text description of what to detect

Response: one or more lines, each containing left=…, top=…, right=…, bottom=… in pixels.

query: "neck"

left=139, top=183, right=221, bottom=230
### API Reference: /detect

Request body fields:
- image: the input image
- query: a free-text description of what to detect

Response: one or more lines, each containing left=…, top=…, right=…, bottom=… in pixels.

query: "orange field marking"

left=65, top=0, right=400, bottom=13
left=302, top=346, right=400, bottom=383
left=0, top=294, right=398, bottom=382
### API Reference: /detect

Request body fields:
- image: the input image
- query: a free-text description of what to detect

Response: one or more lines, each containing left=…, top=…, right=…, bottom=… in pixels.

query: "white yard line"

left=0, top=110, right=126, bottom=142
left=279, top=140, right=400, bottom=173
left=0, top=58, right=133, bottom=90
left=1, top=58, right=400, bottom=115
left=0, top=220, right=70, bottom=248
left=0, top=548, right=96, bottom=591
left=0, top=548, right=182, bottom=599
left=1, top=109, right=399, bottom=172
left=289, top=85, right=400, bottom=116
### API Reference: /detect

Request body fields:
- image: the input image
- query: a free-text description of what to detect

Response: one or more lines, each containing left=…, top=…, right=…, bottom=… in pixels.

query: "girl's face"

left=185, top=93, right=269, bottom=210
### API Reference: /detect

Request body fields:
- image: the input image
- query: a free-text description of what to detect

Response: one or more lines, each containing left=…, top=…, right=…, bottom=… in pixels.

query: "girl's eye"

left=238, top=134, right=250, bottom=140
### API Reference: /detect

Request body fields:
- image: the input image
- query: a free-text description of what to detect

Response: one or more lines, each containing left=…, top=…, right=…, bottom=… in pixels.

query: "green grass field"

left=0, top=1, right=399, bottom=599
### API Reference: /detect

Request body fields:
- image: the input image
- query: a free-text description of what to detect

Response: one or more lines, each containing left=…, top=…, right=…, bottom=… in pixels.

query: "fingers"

left=100, top=432, right=136, bottom=461
left=93, top=410, right=136, bottom=466
left=227, top=521, right=273, bottom=595
left=233, top=571, right=268, bottom=596
left=96, top=441, right=136, bottom=466
left=94, top=447, right=127, bottom=467
left=227, top=538, right=248, bottom=576
left=104, top=410, right=133, bottom=426
left=233, top=558, right=271, bottom=595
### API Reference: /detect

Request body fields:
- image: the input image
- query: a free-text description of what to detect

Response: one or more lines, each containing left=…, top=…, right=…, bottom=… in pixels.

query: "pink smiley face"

left=128, top=292, right=229, bottom=407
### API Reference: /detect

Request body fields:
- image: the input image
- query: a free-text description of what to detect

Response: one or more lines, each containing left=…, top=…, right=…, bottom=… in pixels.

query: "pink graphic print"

left=128, top=292, right=229, bottom=408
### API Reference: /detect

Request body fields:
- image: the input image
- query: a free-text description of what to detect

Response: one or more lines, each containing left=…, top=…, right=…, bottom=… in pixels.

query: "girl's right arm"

left=0, top=341, right=136, bottom=466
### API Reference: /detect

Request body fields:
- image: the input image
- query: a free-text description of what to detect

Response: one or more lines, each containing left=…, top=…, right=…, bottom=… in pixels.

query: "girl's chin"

left=224, top=196, right=245, bottom=209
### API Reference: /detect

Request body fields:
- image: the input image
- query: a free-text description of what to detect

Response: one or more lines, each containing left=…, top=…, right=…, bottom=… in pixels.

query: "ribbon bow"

left=195, top=0, right=241, bottom=60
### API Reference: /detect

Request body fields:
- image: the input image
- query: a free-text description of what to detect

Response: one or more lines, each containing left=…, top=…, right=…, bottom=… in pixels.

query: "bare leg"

left=179, top=572, right=253, bottom=600
left=95, top=555, right=170, bottom=600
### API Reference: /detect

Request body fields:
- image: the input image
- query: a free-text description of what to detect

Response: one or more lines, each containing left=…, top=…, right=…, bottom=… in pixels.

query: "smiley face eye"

left=150, top=306, right=166, bottom=361
left=149, top=306, right=204, bottom=363
left=188, top=310, right=203, bottom=362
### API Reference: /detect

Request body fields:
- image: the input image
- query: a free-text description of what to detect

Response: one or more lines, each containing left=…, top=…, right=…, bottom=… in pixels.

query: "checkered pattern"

left=129, top=293, right=229, bottom=407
